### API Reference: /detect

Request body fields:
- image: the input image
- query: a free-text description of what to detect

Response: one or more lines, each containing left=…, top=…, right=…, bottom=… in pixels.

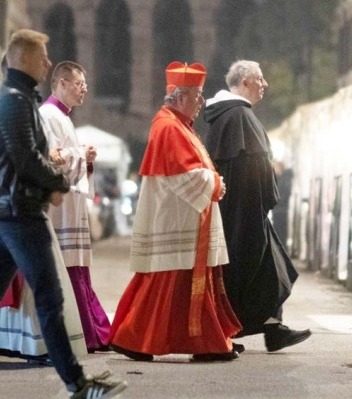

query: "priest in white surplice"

left=39, top=61, right=110, bottom=353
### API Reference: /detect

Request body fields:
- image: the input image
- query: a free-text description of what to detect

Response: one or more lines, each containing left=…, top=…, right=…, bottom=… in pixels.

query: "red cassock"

left=109, top=106, right=241, bottom=355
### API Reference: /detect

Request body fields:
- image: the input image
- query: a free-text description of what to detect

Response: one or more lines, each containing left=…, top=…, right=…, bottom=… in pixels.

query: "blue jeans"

left=0, top=217, right=83, bottom=386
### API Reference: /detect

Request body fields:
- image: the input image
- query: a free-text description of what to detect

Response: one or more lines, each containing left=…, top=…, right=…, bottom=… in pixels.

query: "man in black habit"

left=204, top=60, right=311, bottom=352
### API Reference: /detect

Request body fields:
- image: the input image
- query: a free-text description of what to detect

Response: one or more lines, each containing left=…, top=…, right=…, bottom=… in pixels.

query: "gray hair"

left=164, top=87, right=187, bottom=106
left=225, top=60, right=260, bottom=89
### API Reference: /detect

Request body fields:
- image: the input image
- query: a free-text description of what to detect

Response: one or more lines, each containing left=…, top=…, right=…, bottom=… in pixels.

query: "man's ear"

left=176, top=91, right=184, bottom=104
left=242, top=78, right=249, bottom=87
left=17, top=50, right=28, bottom=68
left=59, top=77, right=67, bottom=89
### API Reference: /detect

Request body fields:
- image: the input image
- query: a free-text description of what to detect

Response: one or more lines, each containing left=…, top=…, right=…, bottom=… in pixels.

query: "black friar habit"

left=203, top=90, right=298, bottom=336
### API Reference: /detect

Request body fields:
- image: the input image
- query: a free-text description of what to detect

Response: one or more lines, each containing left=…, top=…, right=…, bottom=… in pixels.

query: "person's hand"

left=50, top=148, right=65, bottom=165
left=49, top=191, right=65, bottom=207
left=85, top=145, right=97, bottom=163
left=219, top=176, right=226, bottom=200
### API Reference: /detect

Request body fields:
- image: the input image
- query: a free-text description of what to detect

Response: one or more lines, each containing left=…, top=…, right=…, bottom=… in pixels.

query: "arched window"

left=95, top=0, right=131, bottom=113
left=43, top=2, right=77, bottom=65
left=152, top=0, right=194, bottom=107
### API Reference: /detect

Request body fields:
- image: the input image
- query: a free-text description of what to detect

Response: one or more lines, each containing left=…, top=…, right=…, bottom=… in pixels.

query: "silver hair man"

left=225, top=60, right=260, bottom=89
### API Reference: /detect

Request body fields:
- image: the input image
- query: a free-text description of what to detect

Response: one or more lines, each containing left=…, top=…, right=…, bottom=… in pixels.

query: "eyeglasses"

left=62, top=78, right=88, bottom=89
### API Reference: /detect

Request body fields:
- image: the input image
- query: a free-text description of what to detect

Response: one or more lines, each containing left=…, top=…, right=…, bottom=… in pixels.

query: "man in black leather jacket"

left=0, top=29, right=127, bottom=399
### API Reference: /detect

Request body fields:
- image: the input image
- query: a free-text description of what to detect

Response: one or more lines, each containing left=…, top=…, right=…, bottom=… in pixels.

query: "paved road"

left=1, top=235, right=352, bottom=399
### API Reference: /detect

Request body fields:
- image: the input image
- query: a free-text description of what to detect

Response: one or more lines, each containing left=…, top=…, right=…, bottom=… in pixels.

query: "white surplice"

left=39, top=103, right=94, bottom=268
left=0, top=218, right=87, bottom=357
left=130, top=168, right=228, bottom=273
left=39, top=101, right=111, bottom=351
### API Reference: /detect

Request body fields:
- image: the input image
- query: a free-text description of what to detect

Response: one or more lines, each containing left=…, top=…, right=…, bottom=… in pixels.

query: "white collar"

left=206, top=89, right=252, bottom=107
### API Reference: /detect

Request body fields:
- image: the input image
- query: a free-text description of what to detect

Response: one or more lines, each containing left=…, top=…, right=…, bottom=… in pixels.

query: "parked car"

left=87, top=192, right=115, bottom=242
left=75, top=125, right=132, bottom=241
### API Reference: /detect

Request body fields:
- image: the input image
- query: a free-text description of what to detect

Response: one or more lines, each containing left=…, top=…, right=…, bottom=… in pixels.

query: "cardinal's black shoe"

left=264, top=324, right=312, bottom=352
left=233, top=343, right=245, bottom=353
left=111, top=344, right=154, bottom=361
left=192, top=351, right=239, bottom=362
left=88, top=345, right=113, bottom=354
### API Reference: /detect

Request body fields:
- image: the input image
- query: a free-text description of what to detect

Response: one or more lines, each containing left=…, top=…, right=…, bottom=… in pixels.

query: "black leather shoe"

left=111, top=343, right=154, bottom=361
left=233, top=343, right=245, bottom=354
left=27, top=355, right=54, bottom=367
left=87, top=345, right=113, bottom=354
left=264, top=324, right=312, bottom=352
left=192, top=351, right=239, bottom=362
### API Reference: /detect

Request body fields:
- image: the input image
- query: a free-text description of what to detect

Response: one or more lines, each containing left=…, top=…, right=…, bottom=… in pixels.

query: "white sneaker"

left=69, top=371, right=128, bottom=399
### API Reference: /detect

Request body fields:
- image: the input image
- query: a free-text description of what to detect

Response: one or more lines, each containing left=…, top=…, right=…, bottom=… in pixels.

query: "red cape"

left=140, top=107, right=205, bottom=176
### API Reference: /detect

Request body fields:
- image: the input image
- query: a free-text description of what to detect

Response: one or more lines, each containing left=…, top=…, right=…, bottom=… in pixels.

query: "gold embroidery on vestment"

left=191, top=276, right=206, bottom=295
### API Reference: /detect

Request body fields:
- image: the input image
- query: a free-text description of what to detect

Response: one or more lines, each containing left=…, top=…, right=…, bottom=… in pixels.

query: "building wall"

left=337, top=0, right=352, bottom=87
left=0, top=0, right=30, bottom=52
left=23, top=1, right=220, bottom=144
left=4, top=0, right=351, bottom=164
left=0, top=0, right=30, bottom=82
left=0, top=1, right=8, bottom=52
left=3, top=0, right=221, bottom=167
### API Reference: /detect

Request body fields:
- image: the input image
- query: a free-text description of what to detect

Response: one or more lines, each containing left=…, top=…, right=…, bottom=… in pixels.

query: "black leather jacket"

left=0, top=68, right=69, bottom=218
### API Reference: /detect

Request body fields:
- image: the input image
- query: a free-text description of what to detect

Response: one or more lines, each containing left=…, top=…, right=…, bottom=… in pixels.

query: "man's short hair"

left=225, top=60, right=260, bottom=89
left=6, top=29, right=49, bottom=64
left=51, top=61, right=86, bottom=90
